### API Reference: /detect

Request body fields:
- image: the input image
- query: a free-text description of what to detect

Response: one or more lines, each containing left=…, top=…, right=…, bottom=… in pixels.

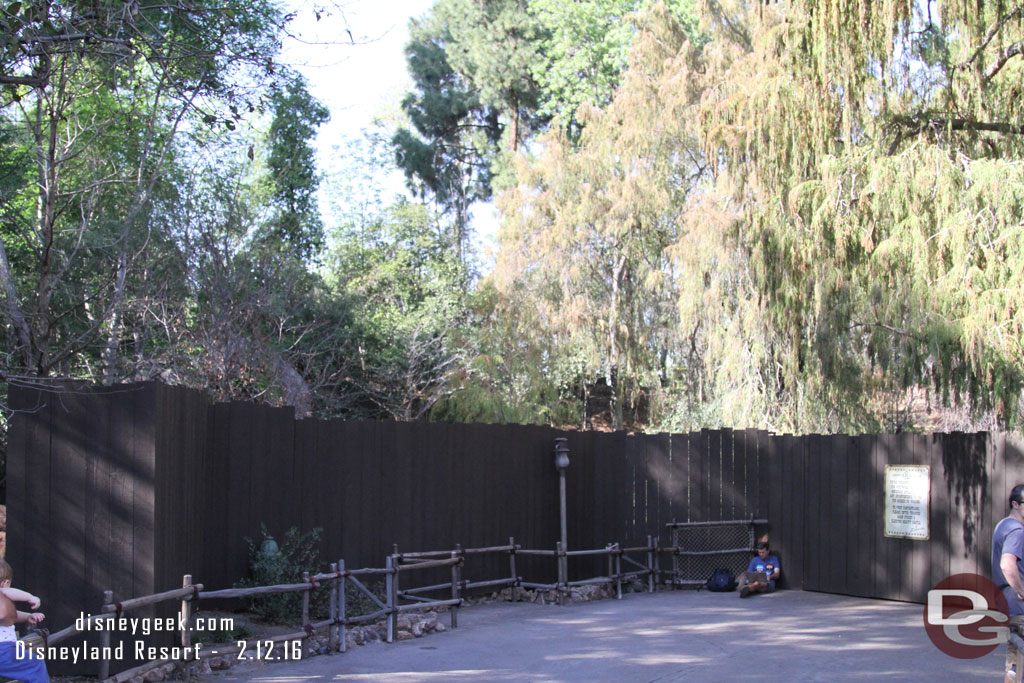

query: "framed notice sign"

left=884, top=465, right=930, bottom=540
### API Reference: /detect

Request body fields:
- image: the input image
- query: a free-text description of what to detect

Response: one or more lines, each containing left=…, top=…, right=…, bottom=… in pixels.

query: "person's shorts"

left=0, top=641, right=49, bottom=683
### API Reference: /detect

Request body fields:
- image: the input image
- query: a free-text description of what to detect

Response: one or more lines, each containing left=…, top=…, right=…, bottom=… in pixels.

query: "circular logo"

left=924, top=573, right=1010, bottom=658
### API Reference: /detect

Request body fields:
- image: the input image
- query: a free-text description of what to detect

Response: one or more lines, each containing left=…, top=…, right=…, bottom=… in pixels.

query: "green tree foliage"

left=265, top=75, right=330, bottom=260
left=485, top=0, right=1024, bottom=432
left=442, top=0, right=547, bottom=153
left=477, top=5, right=694, bottom=430
left=0, top=0, right=289, bottom=382
left=392, top=4, right=504, bottom=263
left=325, top=162, right=470, bottom=419
left=689, top=0, right=1024, bottom=429
left=528, top=0, right=698, bottom=129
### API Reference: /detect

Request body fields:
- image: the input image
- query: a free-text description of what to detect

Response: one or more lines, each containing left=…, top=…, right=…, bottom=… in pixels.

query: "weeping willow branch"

left=887, top=115, right=1024, bottom=154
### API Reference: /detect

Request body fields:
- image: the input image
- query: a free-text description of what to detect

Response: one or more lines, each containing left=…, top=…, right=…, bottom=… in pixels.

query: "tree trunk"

left=609, top=254, right=627, bottom=431
left=0, top=238, right=34, bottom=372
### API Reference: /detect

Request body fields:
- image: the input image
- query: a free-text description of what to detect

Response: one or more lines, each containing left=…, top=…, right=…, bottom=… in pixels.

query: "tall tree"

left=392, top=5, right=500, bottom=264
left=488, top=4, right=694, bottom=430
left=487, top=0, right=1024, bottom=432
left=0, top=0, right=289, bottom=382
left=690, top=0, right=1024, bottom=429
left=265, top=74, right=330, bottom=261
left=392, top=0, right=547, bottom=264
left=528, top=0, right=698, bottom=132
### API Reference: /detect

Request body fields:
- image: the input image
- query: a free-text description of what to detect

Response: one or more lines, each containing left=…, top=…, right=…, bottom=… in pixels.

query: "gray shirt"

left=992, top=516, right=1024, bottom=615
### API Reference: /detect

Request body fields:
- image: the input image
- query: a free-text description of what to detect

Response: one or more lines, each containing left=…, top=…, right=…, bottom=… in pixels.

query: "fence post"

left=647, top=534, right=655, bottom=593
left=301, top=571, right=311, bottom=632
left=328, top=563, right=338, bottom=652
left=180, top=575, right=193, bottom=648
left=606, top=544, right=614, bottom=590
left=98, top=589, right=113, bottom=680
left=508, top=536, right=517, bottom=600
left=450, top=548, right=461, bottom=630
left=385, top=556, right=396, bottom=643
left=614, top=544, right=623, bottom=600
left=556, top=541, right=565, bottom=605
left=338, top=559, right=347, bottom=653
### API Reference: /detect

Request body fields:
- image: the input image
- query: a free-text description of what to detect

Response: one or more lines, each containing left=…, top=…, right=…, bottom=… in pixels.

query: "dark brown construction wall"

left=6, top=380, right=1024, bottom=643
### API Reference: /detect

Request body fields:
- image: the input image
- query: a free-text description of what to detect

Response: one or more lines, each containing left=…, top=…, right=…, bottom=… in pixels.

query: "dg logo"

left=925, top=573, right=1011, bottom=659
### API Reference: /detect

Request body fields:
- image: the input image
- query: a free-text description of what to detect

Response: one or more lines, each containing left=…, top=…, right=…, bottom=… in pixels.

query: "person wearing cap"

left=739, top=541, right=780, bottom=598
left=992, top=484, right=1024, bottom=682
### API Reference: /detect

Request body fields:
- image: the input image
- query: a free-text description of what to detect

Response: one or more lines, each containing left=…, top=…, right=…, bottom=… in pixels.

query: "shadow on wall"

left=942, top=435, right=988, bottom=556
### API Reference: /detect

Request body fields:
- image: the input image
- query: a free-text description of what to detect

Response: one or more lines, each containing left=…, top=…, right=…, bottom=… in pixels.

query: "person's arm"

left=15, top=611, right=44, bottom=625
left=0, top=593, right=16, bottom=627
left=1001, top=553, right=1024, bottom=599
left=770, top=557, right=781, bottom=581
left=0, top=587, right=41, bottom=609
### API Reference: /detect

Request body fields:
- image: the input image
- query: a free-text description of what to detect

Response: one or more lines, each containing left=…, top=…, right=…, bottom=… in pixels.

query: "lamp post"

left=554, top=438, right=570, bottom=597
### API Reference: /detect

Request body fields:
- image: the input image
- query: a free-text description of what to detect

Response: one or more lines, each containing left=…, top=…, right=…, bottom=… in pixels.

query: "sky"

left=279, top=0, right=501, bottom=268
left=279, top=0, right=435, bottom=140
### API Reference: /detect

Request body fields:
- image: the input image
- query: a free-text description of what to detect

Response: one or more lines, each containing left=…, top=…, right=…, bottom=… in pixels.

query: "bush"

left=235, top=523, right=388, bottom=624
left=236, top=524, right=328, bottom=623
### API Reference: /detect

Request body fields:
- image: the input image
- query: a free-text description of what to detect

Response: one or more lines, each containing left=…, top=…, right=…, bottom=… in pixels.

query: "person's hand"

left=26, top=612, right=44, bottom=625
left=26, top=595, right=40, bottom=610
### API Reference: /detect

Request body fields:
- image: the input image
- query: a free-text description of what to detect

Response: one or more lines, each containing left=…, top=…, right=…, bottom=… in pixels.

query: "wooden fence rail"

left=16, top=532, right=729, bottom=679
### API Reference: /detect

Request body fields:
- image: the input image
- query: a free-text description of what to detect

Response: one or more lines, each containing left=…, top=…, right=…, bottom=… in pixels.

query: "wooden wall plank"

left=872, top=436, right=897, bottom=602
left=803, top=434, right=823, bottom=591
left=831, top=435, right=850, bottom=596
left=707, top=430, right=722, bottom=520
left=720, top=428, right=737, bottom=521
left=649, top=433, right=671, bottom=544
left=690, top=431, right=707, bottom=523
left=780, top=434, right=804, bottom=590
left=928, top=433, right=950, bottom=599
left=670, top=432, right=690, bottom=528
left=847, top=435, right=870, bottom=597
left=624, top=433, right=642, bottom=546
left=733, top=429, right=749, bottom=520
left=83, top=387, right=111, bottom=604
left=947, top=432, right=975, bottom=578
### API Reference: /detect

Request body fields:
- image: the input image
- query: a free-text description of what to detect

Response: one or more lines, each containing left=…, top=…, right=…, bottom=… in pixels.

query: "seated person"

left=739, top=541, right=780, bottom=598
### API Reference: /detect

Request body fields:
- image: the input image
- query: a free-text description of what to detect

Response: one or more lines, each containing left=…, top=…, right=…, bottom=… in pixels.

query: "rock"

left=142, top=668, right=164, bottom=682
left=209, top=657, right=231, bottom=671
left=397, top=615, right=413, bottom=631
left=411, top=621, right=425, bottom=637
left=422, top=613, right=439, bottom=631
left=434, top=621, right=446, bottom=632
left=396, top=631, right=415, bottom=641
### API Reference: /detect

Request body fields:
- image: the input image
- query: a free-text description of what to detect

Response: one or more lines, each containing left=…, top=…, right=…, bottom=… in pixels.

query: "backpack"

left=705, top=567, right=737, bottom=592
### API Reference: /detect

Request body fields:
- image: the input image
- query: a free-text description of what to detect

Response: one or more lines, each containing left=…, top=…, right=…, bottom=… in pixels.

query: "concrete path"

left=208, top=590, right=1004, bottom=682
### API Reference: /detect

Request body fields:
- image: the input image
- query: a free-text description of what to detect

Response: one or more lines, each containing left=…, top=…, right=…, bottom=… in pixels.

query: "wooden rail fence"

left=19, top=531, right=728, bottom=680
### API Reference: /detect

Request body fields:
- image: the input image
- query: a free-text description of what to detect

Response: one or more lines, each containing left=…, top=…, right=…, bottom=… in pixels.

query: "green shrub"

left=236, top=524, right=328, bottom=623
left=235, top=523, right=387, bottom=624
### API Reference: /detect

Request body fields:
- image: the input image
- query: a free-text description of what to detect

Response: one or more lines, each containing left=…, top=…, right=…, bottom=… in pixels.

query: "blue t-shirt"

left=992, top=516, right=1024, bottom=615
left=747, top=554, right=780, bottom=577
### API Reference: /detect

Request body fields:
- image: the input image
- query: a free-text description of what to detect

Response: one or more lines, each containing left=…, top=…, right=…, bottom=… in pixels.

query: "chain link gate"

left=666, top=519, right=769, bottom=586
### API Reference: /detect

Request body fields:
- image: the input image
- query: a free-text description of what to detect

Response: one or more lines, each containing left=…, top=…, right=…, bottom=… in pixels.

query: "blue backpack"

left=706, top=567, right=737, bottom=592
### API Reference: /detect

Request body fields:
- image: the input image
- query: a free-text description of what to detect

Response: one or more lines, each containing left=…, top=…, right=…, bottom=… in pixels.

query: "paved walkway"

left=209, top=590, right=1004, bottom=682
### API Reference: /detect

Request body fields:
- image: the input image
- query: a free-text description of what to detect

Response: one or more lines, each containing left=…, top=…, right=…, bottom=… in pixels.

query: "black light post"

left=554, top=438, right=570, bottom=597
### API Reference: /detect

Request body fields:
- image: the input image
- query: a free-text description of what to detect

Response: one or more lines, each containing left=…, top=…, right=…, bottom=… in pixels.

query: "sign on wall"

left=884, top=464, right=931, bottom=540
